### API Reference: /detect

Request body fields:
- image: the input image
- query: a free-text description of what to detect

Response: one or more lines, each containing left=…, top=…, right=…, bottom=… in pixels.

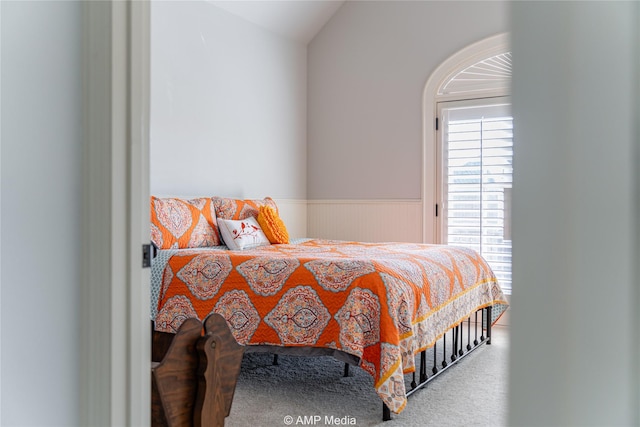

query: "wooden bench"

left=151, top=314, right=245, bottom=427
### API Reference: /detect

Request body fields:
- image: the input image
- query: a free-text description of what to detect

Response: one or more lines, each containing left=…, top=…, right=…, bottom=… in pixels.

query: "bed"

left=150, top=196, right=508, bottom=421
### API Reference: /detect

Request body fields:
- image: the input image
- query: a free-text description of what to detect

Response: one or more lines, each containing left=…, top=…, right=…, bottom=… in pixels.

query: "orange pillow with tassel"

left=257, top=205, right=289, bottom=244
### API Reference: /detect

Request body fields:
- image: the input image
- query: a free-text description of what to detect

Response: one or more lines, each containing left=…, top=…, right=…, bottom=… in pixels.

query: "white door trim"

left=0, top=2, right=3, bottom=420
left=422, top=32, right=509, bottom=244
left=81, top=1, right=150, bottom=425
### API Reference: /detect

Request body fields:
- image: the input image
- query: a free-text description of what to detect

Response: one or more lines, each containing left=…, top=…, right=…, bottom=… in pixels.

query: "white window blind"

left=441, top=102, right=513, bottom=292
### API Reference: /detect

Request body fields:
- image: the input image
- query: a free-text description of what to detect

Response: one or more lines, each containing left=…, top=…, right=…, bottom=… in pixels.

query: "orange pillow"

left=150, top=196, right=220, bottom=249
left=257, top=205, right=289, bottom=244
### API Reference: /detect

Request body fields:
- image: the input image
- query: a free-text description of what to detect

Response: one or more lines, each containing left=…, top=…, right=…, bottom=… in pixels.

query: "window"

left=423, top=34, right=512, bottom=292
left=437, top=99, right=513, bottom=292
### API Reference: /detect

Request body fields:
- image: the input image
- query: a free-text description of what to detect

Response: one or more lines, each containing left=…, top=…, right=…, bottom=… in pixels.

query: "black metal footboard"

left=268, top=306, right=495, bottom=422
left=381, top=306, right=493, bottom=421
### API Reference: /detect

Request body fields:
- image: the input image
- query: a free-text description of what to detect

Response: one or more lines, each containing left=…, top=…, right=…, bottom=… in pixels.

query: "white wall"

left=151, top=1, right=509, bottom=242
left=150, top=1, right=307, bottom=201
left=509, top=2, right=639, bottom=425
left=1, top=1, right=82, bottom=425
left=307, top=0, right=508, bottom=200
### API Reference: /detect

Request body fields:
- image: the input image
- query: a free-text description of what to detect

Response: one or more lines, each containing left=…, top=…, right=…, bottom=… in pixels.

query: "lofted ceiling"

left=208, top=0, right=346, bottom=44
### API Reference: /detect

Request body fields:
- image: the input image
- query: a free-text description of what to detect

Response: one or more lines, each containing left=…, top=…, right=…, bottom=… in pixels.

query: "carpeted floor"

left=226, top=326, right=509, bottom=427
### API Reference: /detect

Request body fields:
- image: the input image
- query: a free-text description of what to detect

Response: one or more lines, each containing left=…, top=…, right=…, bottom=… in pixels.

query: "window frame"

left=421, top=33, right=510, bottom=244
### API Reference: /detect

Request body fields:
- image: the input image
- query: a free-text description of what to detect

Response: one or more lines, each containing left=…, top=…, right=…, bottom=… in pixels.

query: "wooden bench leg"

left=152, top=317, right=203, bottom=427
left=193, top=313, right=245, bottom=427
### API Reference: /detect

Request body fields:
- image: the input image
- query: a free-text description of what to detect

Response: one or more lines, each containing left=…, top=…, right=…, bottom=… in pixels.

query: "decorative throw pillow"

left=257, top=205, right=289, bottom=244
left=150, top=196, right=220, bottom=249
left=217, top=217, right=270, bottom=250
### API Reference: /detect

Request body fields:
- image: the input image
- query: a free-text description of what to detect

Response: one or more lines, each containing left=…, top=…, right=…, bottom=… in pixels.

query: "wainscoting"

left=274, top=199, right=308, bottom=239
left=307, top=199, right=423, bottom=243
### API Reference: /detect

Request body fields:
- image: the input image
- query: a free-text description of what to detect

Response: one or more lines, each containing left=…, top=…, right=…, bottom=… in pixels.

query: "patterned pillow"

left=217, top=217, right=270, bottom=250
left=150, top=196, right=220, bottom=249
left=212, top=196, right=279, bottom=221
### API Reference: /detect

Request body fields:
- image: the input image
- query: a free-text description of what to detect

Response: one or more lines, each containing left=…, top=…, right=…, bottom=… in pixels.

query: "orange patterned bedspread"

left=155, top=239, right=508, bottom=414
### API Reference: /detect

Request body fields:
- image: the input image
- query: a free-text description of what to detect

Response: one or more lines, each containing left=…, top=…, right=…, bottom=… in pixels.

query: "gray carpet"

left=226, top=326, right=509, bottom=427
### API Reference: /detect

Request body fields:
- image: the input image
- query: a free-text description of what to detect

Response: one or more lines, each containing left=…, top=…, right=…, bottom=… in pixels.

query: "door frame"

left=81, top=1, right=150, bottom=425
left=421, top=32, right=509, bottom=244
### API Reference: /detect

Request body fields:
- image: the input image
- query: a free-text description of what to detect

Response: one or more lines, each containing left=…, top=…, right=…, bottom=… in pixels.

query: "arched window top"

left=425, top=33, right=511, bottom=101
left=439, top=52, right=512, bottom=96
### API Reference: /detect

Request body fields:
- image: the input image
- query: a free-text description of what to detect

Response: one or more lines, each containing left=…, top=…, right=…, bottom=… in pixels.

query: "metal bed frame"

left=381, top=306, right=493, bottom=421
left=273, top=306, right=493, bottom=421
left=269, top=306, right=494, bottom=421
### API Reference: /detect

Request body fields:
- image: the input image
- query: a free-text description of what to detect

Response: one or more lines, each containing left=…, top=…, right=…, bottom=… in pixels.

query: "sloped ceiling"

left=208, top=0, right=346, bottom=44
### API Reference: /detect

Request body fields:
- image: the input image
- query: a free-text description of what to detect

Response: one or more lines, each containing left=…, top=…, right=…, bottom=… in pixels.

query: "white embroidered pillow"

left=217, top=217, right=270, bottom=250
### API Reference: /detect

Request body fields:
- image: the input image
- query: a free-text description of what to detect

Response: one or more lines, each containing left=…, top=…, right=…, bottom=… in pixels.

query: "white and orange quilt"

left=155, top=239, right=508, bottom=414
